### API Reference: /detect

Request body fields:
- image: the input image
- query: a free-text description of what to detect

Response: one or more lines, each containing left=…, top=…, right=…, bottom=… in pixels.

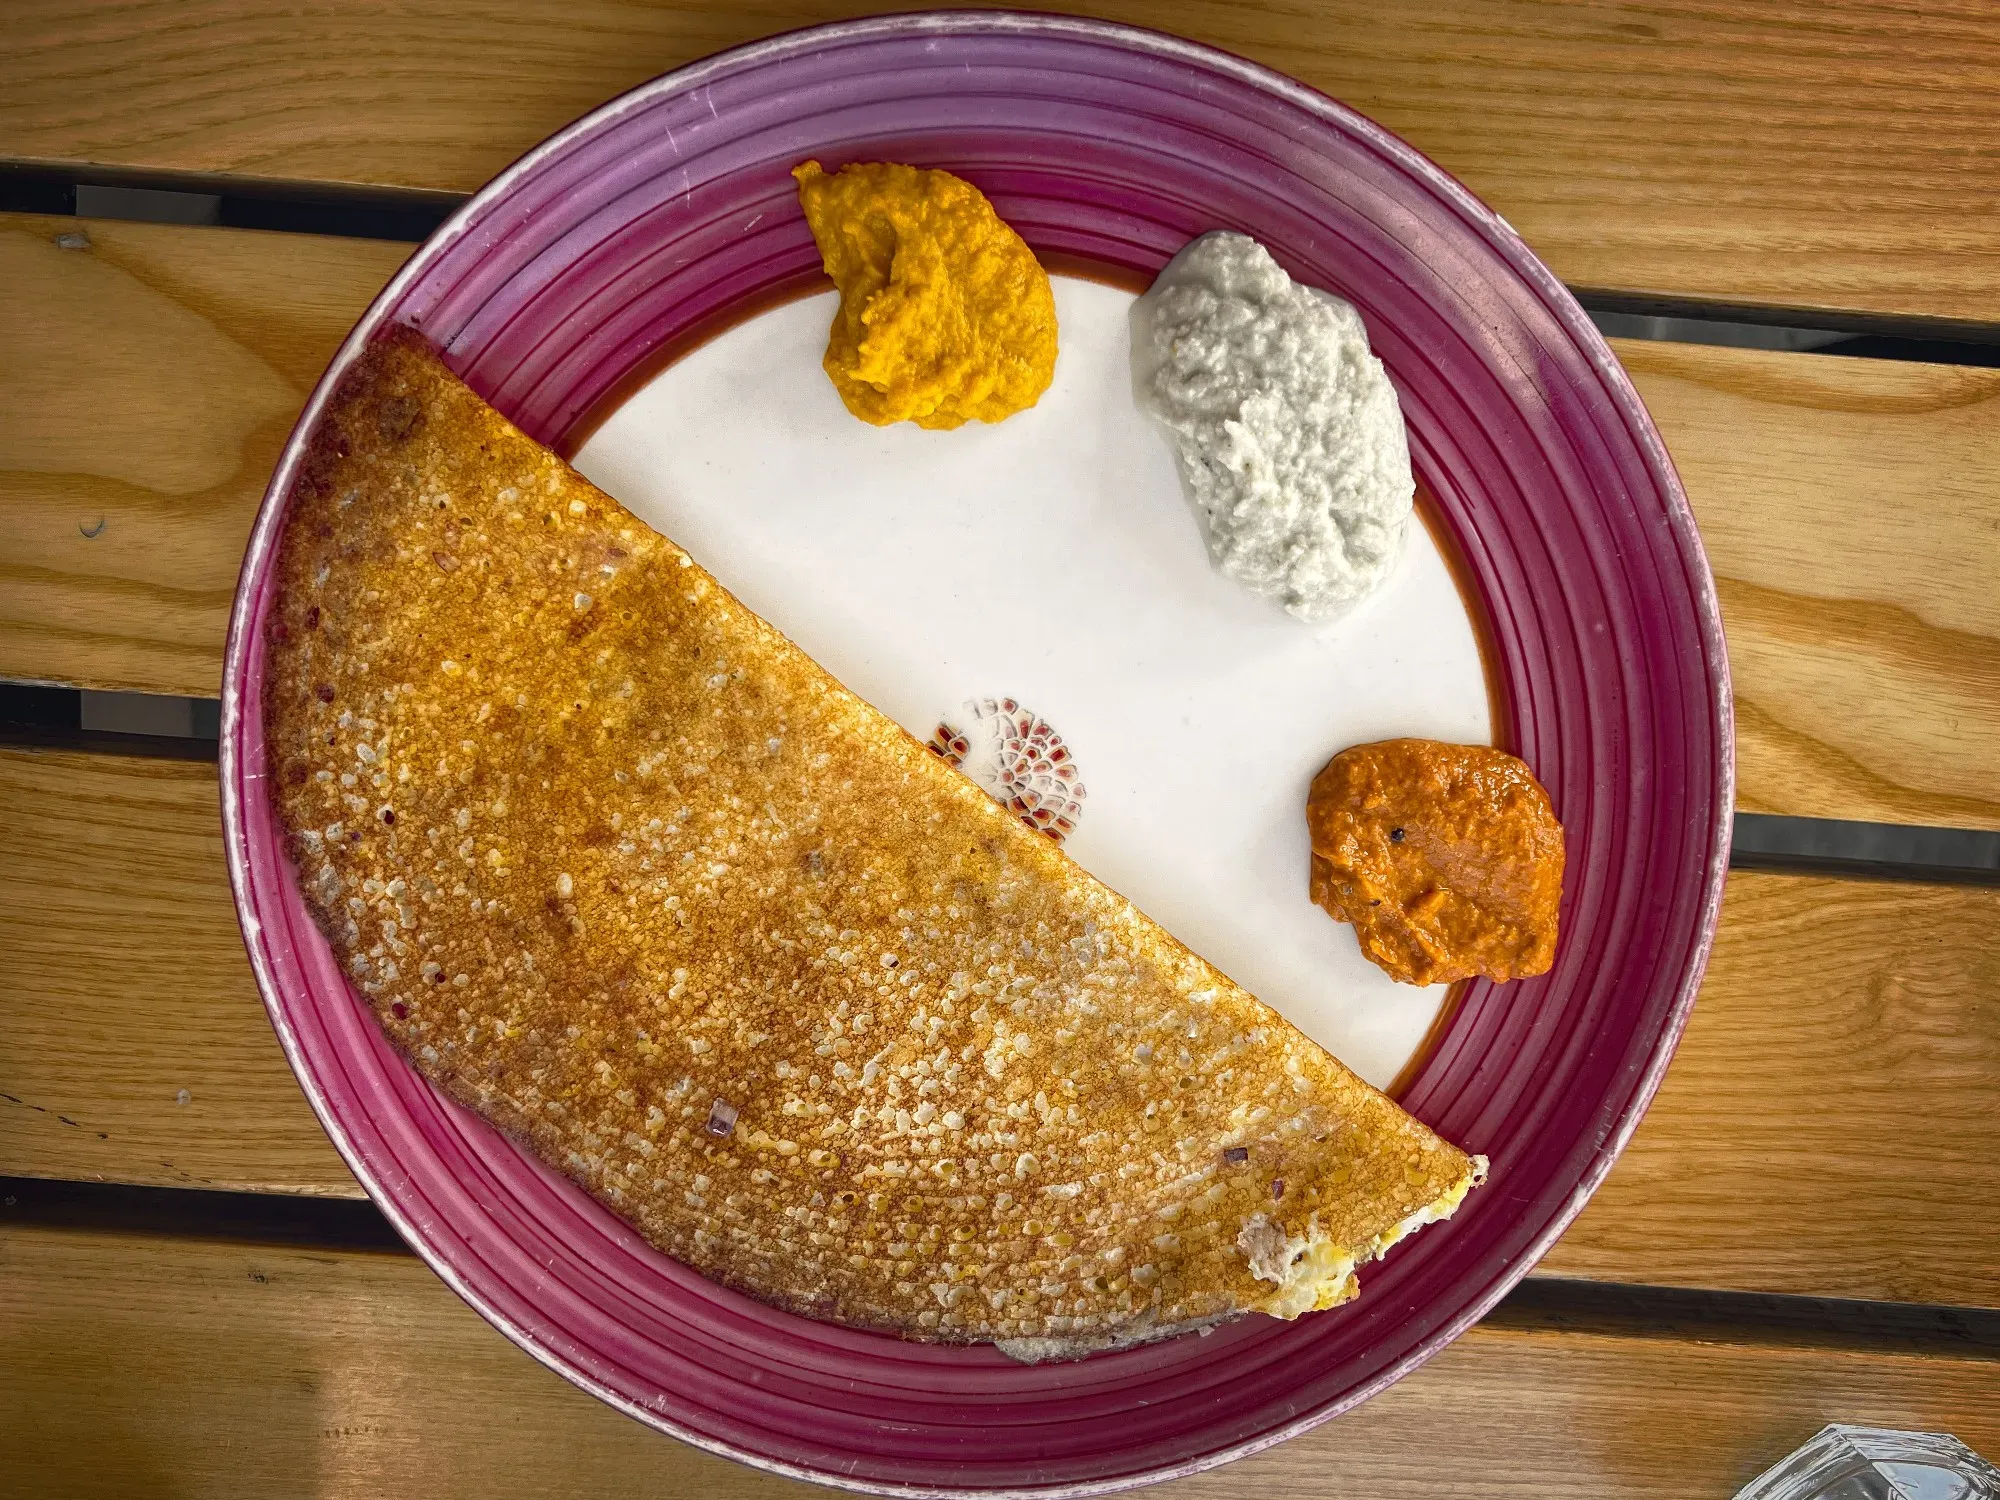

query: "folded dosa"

left=263, top=329, right=1482, bottom=1357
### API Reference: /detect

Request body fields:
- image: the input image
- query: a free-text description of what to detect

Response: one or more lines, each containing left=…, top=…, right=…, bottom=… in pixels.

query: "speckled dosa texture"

left=262, top=329, right=1479, bottom=1355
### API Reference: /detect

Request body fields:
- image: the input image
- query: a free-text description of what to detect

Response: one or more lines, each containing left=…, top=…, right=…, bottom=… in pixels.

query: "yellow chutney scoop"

left=793, top=159, right=1059, bottom=429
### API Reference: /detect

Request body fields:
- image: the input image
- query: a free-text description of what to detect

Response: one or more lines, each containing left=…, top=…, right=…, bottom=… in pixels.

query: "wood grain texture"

left=1542, top=872, right=2000, bottom=1305
left=4, top=1, right=1999, bottom=322
left=7, top=748, right=1999, bottom=1303
left=0, top=747, right=354, bottom=1194
left=5, top=1223, right=1999, bottom=1500
left=5, top=213, right=1998, bottom=823
left=0, top=214, right=408, bottom=696
left=1628, top=340, right=2000, bottom=831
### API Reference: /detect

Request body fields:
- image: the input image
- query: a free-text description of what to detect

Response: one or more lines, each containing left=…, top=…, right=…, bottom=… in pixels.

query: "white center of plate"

left=573, top=278, right=1491, bottom=1089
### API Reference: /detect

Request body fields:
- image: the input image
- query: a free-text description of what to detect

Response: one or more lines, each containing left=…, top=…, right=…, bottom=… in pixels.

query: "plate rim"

left=218, top=12, right=1734, bottom=1495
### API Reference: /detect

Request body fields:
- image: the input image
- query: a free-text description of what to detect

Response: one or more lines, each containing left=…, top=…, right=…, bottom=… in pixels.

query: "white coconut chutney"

left=1130, top=232, right=1415, bottom=623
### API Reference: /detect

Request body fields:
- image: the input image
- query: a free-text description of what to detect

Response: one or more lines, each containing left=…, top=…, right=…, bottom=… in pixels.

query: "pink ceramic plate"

left=221, top=13, right=1732, bottom=1495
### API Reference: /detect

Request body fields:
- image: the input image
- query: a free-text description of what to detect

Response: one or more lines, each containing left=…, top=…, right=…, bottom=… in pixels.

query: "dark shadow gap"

left=1572, top=285, right=2000, bottom=351
left=0, top=161, right=460, bottom=241
left=0, top=685, right=217, bottom=764
left=1493, top=1276, right=2000, bottom=1362
left=1, top=1175, right=407, bottom=1255
left=1732, top=812, right=2000, bottom=888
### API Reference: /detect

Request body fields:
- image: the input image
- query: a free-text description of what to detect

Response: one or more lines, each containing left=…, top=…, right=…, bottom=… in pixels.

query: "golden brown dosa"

left=262, top=329, right=1482, bottom=1358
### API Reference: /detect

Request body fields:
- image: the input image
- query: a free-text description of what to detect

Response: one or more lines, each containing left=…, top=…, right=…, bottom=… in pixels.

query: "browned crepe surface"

left=263, top=328, right=1479, bottom=1353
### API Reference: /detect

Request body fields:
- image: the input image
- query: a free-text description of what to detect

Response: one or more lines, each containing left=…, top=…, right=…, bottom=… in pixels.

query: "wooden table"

left=4, top=3, right=1998, bottom=1494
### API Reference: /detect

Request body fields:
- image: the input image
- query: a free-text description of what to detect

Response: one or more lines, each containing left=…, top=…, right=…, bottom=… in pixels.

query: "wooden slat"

left=7, top=746, right=1999, bottom=1305
left=0, top=214, right=409, bottom=697
left=5, top=1, right=2000, bottom=323
left=1540, top=870, right=2000, bottom=1305
left=1633, top=341, right=2000, bottom=831
left=0, top=746, right=354, bottom=1195
left=4, top=1223, right=1998, bottom=1500
left=6, top=214, right=1999, bottom=825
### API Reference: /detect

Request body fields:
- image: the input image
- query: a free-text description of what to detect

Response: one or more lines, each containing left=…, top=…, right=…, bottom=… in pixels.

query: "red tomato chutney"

left=1305, top=739, right=1564, bottom=987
